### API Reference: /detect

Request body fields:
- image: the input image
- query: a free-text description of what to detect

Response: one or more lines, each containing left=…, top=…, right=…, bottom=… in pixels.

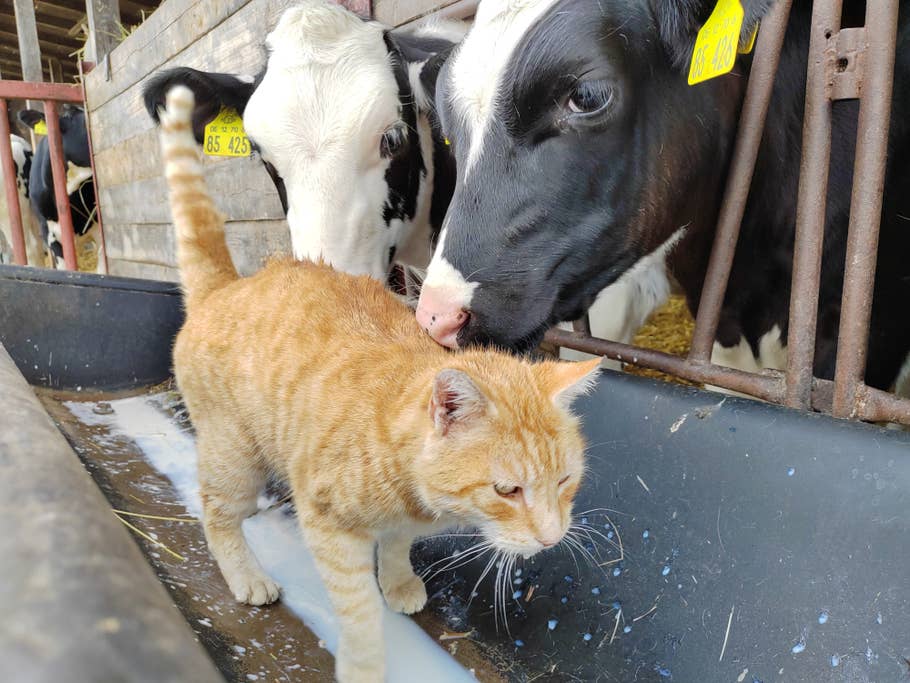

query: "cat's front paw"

left=382, top=573, right=427, bottom=614
left=226, top=570, right=281, bottom=606
left=336, top=654, right=384, bottom=683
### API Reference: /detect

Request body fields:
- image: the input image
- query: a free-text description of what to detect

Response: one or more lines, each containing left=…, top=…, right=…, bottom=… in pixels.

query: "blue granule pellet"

left=514, top=639, right=524, bottom=648
left=547, top=619, right=558, bottom=631
left=831, top=654, right=840, bottom=667
left=613, top=567, right=622, bottom=577
left=561, top=597, right=568, bottom=604
left=876, top=613, right=882, bottom=625
left=607, top=531, right=615, bottom=539
left=515, top=578, right=523, bottom=585
left=591, top=587, right=601, bottom=595
left=515, top=568, right=522, bottom=577
left=581, top=517, right=589, bottom=525
left=512, top=590, right=522, bottom=600
left=623, top=625, right=632, bottom=634
left=564, top=575, right=573, bottom=583
left=642, top=529, right=650, bottom=539
left=791, top=641, right=806, bottom=655
left=585, top=542, right=595, bottom=552
left=656, top=667, right=671, bottom=678
left=583, top=633, right=592, bottom=642
left=612, top=601, right=621, bottom=611
left=818, top=611, right=829, bottom=624
left=787, top=467, right=796, bottom=476
left=661, top=565, right=671, bottom=576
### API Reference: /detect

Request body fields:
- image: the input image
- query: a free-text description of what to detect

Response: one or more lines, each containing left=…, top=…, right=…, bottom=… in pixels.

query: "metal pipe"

left=688, top=0, right=794, bottom=362
left=832, top=0, right=901, bottom=418
left=42, top=100, right=78, bottom=271
left=784, top=0, right=843, bottom=409
left=0, top=98, right=28, bottom=266
left=546, top=328, right=784, bottom=403
left=0, top=80, right=83, bottom=103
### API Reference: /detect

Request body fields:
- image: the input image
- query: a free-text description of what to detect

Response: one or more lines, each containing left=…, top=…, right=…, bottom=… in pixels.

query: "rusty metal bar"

left=546, top=328, right=785, bottom=403
left=0, top=98, right=28, bottom=266
left=784, top=0, right=844, bottom=409
left=0, top=80, right=83, bottom=103
left=572, top=314, right=591, bottom=336
left=831, top=0, right=901, bottom=418
left=43, top=100, right=78, bottom=271
left=688, top=0, right=794, bottom=362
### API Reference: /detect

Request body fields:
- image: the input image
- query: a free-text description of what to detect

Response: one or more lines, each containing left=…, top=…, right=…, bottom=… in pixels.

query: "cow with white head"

left=144, top=0, right=465, bottom=281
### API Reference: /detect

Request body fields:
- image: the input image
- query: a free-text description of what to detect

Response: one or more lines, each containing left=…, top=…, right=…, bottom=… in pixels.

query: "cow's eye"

left=567, top=81, right=614, bottom=116
left=381, top=126, right=407, bottom=158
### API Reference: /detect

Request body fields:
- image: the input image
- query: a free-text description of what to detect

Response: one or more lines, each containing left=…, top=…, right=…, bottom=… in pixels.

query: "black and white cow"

left=416, top=0, right=910, bottom=393
left=18, top=107, right=105, bottom=272
left=143, top=0, right=465, bottom=281
left=0, top=134, right=45, bottom=266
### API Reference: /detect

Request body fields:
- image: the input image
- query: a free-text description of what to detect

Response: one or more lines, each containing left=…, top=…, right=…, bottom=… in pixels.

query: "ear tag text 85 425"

left=203, top=107, right=251, bottom=158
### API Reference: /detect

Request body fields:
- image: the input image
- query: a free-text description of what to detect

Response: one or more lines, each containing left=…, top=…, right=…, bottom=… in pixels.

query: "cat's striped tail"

left=158, top=86, right=238, bottom=310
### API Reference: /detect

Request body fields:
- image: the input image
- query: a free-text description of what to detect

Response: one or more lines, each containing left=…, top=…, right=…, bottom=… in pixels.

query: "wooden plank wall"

left=84, top=0, right=456, bottom=281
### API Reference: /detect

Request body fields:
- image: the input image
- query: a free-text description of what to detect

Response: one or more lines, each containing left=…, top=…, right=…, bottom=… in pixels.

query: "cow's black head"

left=415, top=0, right=773, bottom=351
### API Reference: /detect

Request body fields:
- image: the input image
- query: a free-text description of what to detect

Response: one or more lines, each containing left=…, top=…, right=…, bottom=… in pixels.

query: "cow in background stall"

left=416, top=0, right=910, bottom=397
left=18, top=107, right=106, bottom=273
left=143, top=0, right=465, bottom=284
left=0, top=134, right=45, bottom=266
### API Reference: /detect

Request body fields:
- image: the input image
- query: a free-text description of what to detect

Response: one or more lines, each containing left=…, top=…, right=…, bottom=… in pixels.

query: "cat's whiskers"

left=467, top=550, right=501, bottom=609
left=569, top=523, right=622, bottom=556
left=419, top=540, right=494, bottom=580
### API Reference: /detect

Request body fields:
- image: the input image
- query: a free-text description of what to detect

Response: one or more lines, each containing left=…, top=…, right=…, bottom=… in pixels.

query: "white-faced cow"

left=18, top=107, right=105, bottom=273
left=143, top=0, right=466, bottom=282
left=0, top=134, right=45, bottom=266
left=416, top=0, right=910, bottom=395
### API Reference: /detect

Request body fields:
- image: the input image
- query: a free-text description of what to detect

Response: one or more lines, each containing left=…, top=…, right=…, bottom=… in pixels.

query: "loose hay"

left=624, top=295, right=699, bottom=386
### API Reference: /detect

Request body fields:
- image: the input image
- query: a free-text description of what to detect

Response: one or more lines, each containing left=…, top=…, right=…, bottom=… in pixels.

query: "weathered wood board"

left=84, top=0, right=461, bottom=281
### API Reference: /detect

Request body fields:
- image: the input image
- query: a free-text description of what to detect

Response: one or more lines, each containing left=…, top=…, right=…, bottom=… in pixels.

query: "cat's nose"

left=415, top=285, right=470, bottom=349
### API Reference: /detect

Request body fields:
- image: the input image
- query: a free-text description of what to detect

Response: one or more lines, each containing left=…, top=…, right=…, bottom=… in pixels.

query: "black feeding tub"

left=1, top=264, right=908, bottom=683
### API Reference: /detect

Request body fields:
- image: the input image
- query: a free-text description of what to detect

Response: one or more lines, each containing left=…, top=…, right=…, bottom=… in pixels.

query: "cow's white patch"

left=708, top=325, right=787, bottom=397
left=420, top=245, right=479, bottom=307
left=242, top=1, right=444, bottom=279
left=895, top=352, right=910, bottom=398
left=65, top=162, right=93, bottom=196
left=448, top=0, right=560, bottom=175
left=395, top=115, right=436, bottom=269
left=10, top=134, right=29, bottom=194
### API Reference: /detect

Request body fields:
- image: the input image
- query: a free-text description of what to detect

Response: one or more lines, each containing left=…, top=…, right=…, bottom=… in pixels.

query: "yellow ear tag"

left=688, top=0, right=745, bottom=86
left=444, top=137, right=451, bottom=146
left=739, top=23, right=759, bottom=54
left=33, top=120, right=48, bottom=136
left=202, top=107, right=251, bottom=158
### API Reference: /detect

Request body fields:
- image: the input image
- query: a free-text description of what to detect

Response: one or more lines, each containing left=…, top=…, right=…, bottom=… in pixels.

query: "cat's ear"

left=545, top=359, right=602, bottom=412
left=429, top=369, right=488, bottom=436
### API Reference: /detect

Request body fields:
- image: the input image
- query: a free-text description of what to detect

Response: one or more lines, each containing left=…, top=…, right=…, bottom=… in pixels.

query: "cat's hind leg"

left=196, top=427, right=280, bottom=606
left=297, top=503, right=384, bottom=683
left=378, top=528, right=427, bottom=615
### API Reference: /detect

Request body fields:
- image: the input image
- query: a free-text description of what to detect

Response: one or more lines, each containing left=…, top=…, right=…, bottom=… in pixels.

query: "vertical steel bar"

left=0, top=98, right=27, bottom=265
left=43, top=100, right=78, bottom=271
left=832, top=0, right=901, bottom=418
left=784, top=0, right=843, bottom=409
left=688, top=0, right=795, bottom=362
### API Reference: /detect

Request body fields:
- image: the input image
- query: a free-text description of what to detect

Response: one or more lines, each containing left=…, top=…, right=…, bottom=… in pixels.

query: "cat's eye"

left=494, top=484, right=521, bottom=498
left=381, top=126, right=408, bottom=159
left=558, top=475, right=571, bottom=487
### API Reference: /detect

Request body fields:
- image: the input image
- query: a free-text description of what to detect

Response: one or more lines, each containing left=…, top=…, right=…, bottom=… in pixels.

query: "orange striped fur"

left=158, top=86, right=600, bottom=682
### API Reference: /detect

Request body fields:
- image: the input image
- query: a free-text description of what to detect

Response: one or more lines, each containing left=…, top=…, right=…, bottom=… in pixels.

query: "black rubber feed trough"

left=1, top=264, right=908, bottom=683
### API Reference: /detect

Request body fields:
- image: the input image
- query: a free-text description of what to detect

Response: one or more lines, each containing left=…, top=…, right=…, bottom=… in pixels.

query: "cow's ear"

left=650, top=0, right=775, bottom=70
left=386, top=22, right=466, bottom=115
left=142, top=67, right=256, bottom=144
left=18, top=109, right=46, bottom=131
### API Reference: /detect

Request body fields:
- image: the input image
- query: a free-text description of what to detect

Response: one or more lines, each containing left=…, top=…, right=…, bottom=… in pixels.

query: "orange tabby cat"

left=158, top=86, right=600, bottom=682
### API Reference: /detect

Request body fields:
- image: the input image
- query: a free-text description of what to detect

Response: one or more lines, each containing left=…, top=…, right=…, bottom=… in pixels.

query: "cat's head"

left=416, top=356, right=601, bottom=559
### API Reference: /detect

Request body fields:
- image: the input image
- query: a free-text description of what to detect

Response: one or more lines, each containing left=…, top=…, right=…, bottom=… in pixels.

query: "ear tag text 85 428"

left=688, top=0, right=745, bottom=86
left=203, top=107, right=251, bottom=158
left=33, top=120, right=48, bottom=136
